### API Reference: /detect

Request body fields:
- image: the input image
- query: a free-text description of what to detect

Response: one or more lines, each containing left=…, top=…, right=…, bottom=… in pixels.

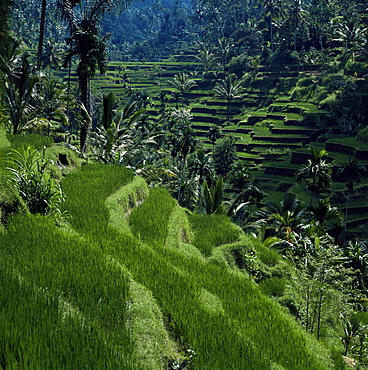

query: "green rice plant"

left=7, top=133, right=53, bottom=150
left=0, top=214, right=137, bottom=368
left=106, top=176, right=149, bottom=235
left=0, top=128, right=11, bottom=149
left=259, top=277, right=287, bottom=297
left=129, top=188, right=176, bottom=247
left=189, top=213, right=241, bottom=256
left=0, top=267, right=135, bottom=369
left=57, top=162, right=333, bottom=369
left=61, top=163, right=134, bottom=235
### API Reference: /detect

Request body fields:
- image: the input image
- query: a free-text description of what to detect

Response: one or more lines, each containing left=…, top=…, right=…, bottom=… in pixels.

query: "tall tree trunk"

left=37, top=0, right=47, bottom=71
left=79, top=66, right=90, bottom=153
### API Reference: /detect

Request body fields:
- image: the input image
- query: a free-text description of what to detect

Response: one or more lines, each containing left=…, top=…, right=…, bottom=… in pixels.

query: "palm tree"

left=242, top=184, right=264, bottom=223
left=0, top=52, right=40, bottom=134
left=260, top=0, right=283, bottom=55
left=334, top=17, right=367, bottom=55
left=295, top=146, right=332, bottom=205
left=37, top=0, right=47, bottom=71
left=188, top=148, right=214, bottom=186
left=90, top=100, right=148, bottom=163
left=207, top=124, right=222, bottom=149
left=213, top=75, right=242, bottom=125
left=101, top=91, right=116, bottom=130
left=60, top=0, right=133, bottom=152
left=342, top=240, right=368, bottom=290
left=266, top=193, right=305, bottom=237
left=217, top=37, right=233, bottom=69
left=196, top=46, right=216, bottom=74
left=198, top=176, right=226, bottom=215
left=168, top=72, right=197, bottom=106
left=307, top=198, right=343, bottom=234
left=286, top=0, right=308, bottom=51
left=41, top=39, right=62, bottom=78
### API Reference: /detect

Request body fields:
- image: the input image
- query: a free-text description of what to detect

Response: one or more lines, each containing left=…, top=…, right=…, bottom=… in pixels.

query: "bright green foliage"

left=189, top=213, right=241, bottom=256
left=259, top=277, right=287, bottom=297
left=1, top=162, right=337, bottom=369
left=129, top=188, right=176, bottom=247
left=7, top=133, right=53, bottom=150
left=0, top=214, right=136, bottom=369
left=61, top=163, right=134, bottom=234
left=6, top=146, right=64, bottom=216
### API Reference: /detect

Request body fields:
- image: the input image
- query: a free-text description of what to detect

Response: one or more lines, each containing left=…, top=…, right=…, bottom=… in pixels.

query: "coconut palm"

left=41, top=39, right=62, bottom=78
left=342, top=240, right=368, bottom=290
left=207, top=124, right=222, bottom=149
left=60, top=0, right=133, bottom=152
left=213, top=75, right=242, bottom=124
left=90, top=101, right=147, bottom=163
left=198, top=176, right=226, bottom=215
left=266, top=193, right=305, bottom=237
left=285, top=0, right=308, bottom=51
left=188, top=148, right=214, bottom=186
left=243, top=184, right=264, bottom=222
left=37, top=0, right=47, bottom=71
left=295, top=146, right=332, bottom=205
left=168, top=72, right=197, bottom=106
left=217, top=37, right=233, bottom=69
left=0, top=52, right=40, bottom=134
left=260, top=0, right=283, bottom=55
left=334, top=16, right=367, bottom=54
left=196, top=45, right=216, bottom=74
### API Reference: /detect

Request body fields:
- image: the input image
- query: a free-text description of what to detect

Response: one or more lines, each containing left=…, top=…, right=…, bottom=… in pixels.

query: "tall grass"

left=7, top=133, right=53, bottom=150
left=0, top=214, right=137, bottom=369
left=61, top=163, right=134, bottom=235
left=6, top=162, right=331, bottom=369
left=189, top=213, right=241, bottom=256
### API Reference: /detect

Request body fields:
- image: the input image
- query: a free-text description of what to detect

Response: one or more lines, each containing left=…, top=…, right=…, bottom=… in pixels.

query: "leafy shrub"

left=6, top=146, right=64, bottom=217
left=318, top=94, right=337, bottom=109
left=297, top=77, right=316, bottom=87
left=345, top=61, right=368, bottom=77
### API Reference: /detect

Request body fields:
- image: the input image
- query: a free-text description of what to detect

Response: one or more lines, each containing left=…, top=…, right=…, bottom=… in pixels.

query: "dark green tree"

left=213, top=135, right=237, bottom=176
left=295, top=146, right=332, bottom=205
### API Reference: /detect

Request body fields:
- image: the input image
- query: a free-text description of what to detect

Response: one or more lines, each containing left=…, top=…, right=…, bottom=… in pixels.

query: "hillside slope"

left=0, top=141, right=343, bottom=368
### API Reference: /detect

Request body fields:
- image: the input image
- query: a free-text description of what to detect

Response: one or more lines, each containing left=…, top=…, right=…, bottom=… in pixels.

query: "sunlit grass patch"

left=0, top=214, right=136, bottom=368
left=129, top=188, right=176, bottom=247
left=189, top=213, right=241, bottom=256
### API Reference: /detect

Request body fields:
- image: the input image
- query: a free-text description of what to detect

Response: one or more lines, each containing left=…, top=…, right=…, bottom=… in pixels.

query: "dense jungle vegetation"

left=1, top=0, right=368, bottom=368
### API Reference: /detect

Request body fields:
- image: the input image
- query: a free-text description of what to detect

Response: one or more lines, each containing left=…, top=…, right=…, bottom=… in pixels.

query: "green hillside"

left=0, top=131, right=352, bottom=369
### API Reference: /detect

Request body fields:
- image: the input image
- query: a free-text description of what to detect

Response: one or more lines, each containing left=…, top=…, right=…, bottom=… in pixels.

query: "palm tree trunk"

left=37, top=0, right=47, bottom=71
left=79, top=69, right=90, bottom=153
left=343, top=189, right=350, bottom=247
left=227, top=99, right=230, bottom=125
